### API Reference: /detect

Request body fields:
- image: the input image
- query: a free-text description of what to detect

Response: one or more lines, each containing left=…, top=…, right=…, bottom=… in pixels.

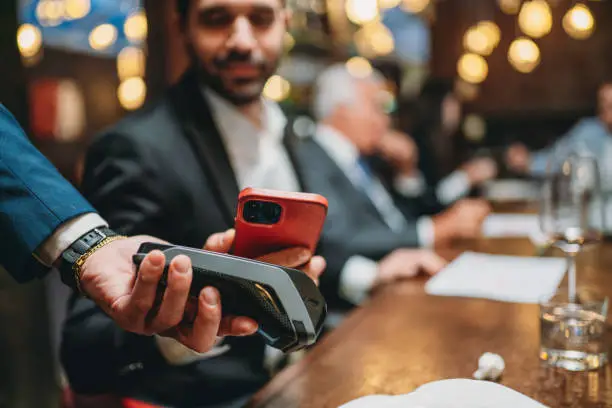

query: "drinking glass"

left=540, top=288, right=609, bottom=371
left=539, top=151, right=604, bottom=302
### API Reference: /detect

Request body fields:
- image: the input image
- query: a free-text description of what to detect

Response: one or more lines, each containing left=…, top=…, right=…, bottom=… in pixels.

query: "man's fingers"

left=418, top=252, right=448, bottom=276
left=257, top=247, right=311, bottom=268
left=204, top=229, right=235, bottom=254
left=184, top=287, right=223, bottom=353
left=117, top=250, right=166, bottom=331
left=148, top=255, right=193, bottom=333
left=300, top=256, right=326, bottom=285
left=394, top=260, right=420, bottom=280
left=218, top=316, right=258, bottom=337
left=380, top=259, right=418, bottom=284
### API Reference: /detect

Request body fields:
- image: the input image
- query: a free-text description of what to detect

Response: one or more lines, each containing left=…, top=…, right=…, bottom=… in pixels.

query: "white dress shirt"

left=205, top=88, right=300, bottom=192
left=394, top=170, right=471, bottom=206
left=35, top=213, right=108, bottom=267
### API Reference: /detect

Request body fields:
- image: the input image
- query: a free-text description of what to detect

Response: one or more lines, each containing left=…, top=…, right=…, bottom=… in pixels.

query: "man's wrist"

left=55, top=227, right=124, bottom=293
left=35, top=213, right=108, bottom=267
left=431, top=216, right=451, bottom=245
left=436, top=171, right=470, bottom=205
left=339, top=256, right=379, bottom=305
left=416, top=217, right=435, bottom=248
left=73, top=234, right=127, bottom=294
left=394, top=172, right=426, bottom=197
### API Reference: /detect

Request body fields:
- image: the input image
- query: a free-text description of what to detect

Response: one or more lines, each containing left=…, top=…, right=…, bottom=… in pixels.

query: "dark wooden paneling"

left=0, top=1, right=29, bottom=127
left=25, top=49, right=121, bottom=183
left=431, top=0, right=612, bottom=115
left=145, top=0, right=173, bottom=98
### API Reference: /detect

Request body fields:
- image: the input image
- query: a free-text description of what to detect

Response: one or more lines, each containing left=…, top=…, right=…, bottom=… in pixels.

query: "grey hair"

left=312, top=63, right=385, bottom=121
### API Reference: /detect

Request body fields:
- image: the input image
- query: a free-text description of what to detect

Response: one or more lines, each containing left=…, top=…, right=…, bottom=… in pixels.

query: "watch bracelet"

left=73, top=235, right=127, bottom=295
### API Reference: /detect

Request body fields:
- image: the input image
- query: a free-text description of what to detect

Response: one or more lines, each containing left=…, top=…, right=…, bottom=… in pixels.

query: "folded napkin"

left=338, top=379, right=548, bottom=408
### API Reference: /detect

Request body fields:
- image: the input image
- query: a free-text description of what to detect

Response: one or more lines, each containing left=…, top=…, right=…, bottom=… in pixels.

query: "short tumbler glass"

left=540, top=288, right=609, bottom=371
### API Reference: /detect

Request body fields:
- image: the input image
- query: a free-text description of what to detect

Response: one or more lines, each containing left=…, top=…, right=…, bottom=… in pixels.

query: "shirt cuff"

left=34, top=213, right=108, bottom=267
left=339, top=255, right=379, bottom=305
left=417, top=216, right=435, bottom=248
left=154, top=335, right=230, bottom=365
left=393, top=173, right=426, bottom=197
left=436, top=170, right=470, bottom=205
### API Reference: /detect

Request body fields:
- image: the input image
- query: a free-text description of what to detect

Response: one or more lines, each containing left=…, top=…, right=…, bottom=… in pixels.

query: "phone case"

left=233, top=188, right=328, bottom=259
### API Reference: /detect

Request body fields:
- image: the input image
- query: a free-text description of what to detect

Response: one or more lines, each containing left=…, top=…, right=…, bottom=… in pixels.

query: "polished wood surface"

left=249, top=237, right=612, bottom=408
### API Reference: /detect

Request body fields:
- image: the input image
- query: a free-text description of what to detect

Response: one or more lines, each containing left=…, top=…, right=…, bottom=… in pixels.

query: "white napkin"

left=482, top=213, right=540, bottom=238
left=481, top=213, right=550, bottom=246
left=425, top=251, right=565, bottom=303
left=483, top=179, right=540, bottom=202
left=338, top=379, right=548, bottom=408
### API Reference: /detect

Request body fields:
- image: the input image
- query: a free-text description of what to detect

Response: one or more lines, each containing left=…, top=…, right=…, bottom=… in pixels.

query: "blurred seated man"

left=378, top=130, right=497, bottom=209
left=61, top=0, right=447, bottom=406
left=506, top=81, right=612, bottom=178
left=402, top=79, right=498, bottom=205
left=292, top=64, right=490, bottom=270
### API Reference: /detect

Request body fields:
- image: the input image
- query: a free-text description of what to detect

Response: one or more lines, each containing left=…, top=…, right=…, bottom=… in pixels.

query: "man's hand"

left=377, top=130, right=419, bottom=176
left=505, top=143, right=531, bottom=173
left=375, top=249, right=447, bottom=287
left=178, top=229, right=325, bottom=349
left=79, top=235, right=185, bottom=335
left=204, top=229, right=326, bottom=285
left=461, top=157, right=498, bottom=186
left=79, top=231, right=325, bottom=353
left=78, top=235, right=250, bottom=353
left=432, top=199, right=491, bottom=244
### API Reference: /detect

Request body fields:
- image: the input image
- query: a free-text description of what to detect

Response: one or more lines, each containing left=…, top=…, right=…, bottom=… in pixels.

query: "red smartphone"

left=232, top=188, right=328, bottom=260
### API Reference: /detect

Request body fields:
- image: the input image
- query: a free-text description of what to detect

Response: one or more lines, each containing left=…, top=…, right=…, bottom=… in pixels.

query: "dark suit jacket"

left=0, top=104, right=94, bottom=282
left=367, top=155, right=446, bottom=217
left=292, top=135, right=425, bottom=262
left=61, top=71, right=349, bottom=408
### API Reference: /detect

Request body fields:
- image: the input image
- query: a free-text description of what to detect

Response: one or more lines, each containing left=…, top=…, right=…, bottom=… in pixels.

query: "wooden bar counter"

left=249, top=237, right=612, bottom=408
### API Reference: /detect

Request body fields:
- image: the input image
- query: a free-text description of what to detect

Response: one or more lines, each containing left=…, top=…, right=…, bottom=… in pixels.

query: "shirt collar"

left=202, top=86, right=287, bottom=145
left=314, top=124, right=360, bottom=171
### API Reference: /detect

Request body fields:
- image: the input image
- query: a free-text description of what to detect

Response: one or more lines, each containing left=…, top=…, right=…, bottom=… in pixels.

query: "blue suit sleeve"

left=529, top=119, right=595, bottom=176
left=0, top=104, right=96, bottom=282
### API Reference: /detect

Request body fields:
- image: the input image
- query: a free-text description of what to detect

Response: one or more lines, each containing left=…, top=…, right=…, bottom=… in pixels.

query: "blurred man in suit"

left=506, top=81, right=612, bottom=179
left=377, top=129, right=497, bottom=211
left=61, top=0, right=444, bottom=406
left=297, top=64, right=491, bottom=271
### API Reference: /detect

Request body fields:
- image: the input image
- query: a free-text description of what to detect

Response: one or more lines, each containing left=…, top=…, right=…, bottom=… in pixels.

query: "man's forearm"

left=0, top=104, right=96, bottom=281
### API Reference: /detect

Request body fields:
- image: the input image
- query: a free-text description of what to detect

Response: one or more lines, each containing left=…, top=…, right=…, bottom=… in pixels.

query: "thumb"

left=204, top=229, right=236, bottom=254
left=257, top=247, right=311, bottom=268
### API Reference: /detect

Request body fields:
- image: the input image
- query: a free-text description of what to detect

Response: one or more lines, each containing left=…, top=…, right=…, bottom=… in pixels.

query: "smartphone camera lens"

left=243, top=200, right=282, bottom=224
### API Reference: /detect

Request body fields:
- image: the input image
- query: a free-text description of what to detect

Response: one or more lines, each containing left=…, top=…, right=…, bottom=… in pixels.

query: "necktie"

left=353, top=157, right=408, bottom=233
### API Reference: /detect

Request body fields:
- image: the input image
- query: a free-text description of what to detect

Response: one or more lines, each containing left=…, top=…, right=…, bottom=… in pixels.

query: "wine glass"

left=540, top=150, right=604, bottom=303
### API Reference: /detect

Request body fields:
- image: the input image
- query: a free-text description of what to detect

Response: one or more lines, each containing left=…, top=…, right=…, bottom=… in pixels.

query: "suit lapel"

left=297, top=137, right=386, bottom=223
left=282, top=118, right=307, bottom=191
left=168, top=70, right=240, bottom=225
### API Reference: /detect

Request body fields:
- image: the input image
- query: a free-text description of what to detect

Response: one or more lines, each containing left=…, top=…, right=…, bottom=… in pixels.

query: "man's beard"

left=189, top=46, right=280, bottom=106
